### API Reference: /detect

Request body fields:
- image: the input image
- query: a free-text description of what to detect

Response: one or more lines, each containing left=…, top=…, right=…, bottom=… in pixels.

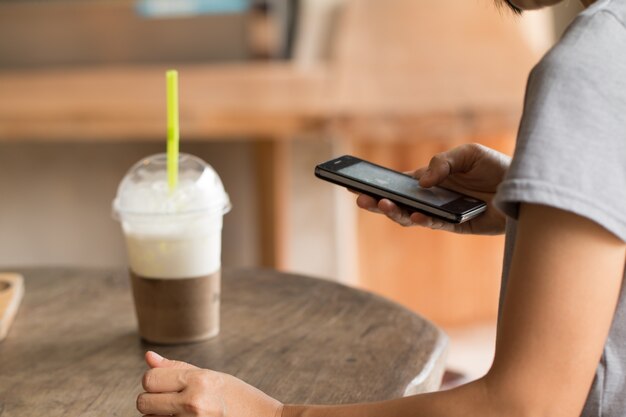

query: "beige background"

left=0, top=142, right=260, bottom=268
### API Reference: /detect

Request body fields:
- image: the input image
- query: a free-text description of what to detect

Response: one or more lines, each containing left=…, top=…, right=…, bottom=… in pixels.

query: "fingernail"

left=149, top=351, right=164, bottom=361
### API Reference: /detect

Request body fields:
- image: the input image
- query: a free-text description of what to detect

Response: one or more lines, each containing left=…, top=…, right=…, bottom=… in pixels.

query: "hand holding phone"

left=315, top=155, right=487, bottom=224
left=318, top=145, right=511, bottom=234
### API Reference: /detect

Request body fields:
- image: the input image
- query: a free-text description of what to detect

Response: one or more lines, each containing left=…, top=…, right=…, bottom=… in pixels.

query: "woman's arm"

left=137, top=204, right=626, bottom=417
left=483, top=203, right=625, bottom=415
left=283, top=204, right=625, bottom=417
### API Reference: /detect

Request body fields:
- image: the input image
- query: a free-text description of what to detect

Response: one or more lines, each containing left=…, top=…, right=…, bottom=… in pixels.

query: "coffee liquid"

left=129, top=270, right=220, bottom=344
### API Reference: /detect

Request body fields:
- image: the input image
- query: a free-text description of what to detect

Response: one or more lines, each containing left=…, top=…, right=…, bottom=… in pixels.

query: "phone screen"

left=339, top=161, right=459, bottom=207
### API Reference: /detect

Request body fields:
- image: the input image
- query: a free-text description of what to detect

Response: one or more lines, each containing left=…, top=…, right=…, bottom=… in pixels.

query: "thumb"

left=419, top=156, right=451, bottom=188
left=410, top=167, right=428, bottom=181
left=145, top=351, right=198, bottom=370
left=419, top=144, right=479, bottom=188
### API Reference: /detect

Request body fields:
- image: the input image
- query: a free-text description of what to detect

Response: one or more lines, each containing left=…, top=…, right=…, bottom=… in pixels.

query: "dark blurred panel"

left=0, top=0, right=252, bottom=69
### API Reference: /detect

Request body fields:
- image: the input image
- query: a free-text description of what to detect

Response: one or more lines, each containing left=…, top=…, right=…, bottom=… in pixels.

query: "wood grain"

left=0, top=273, right=23, bottom=342
left=0, top=63, right=331, bottom=141
left=0, top=268, right=446, bottom=416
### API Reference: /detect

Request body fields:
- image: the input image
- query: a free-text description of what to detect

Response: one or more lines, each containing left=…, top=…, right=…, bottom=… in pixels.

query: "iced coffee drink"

left=113, top=153, right=230, bottom=344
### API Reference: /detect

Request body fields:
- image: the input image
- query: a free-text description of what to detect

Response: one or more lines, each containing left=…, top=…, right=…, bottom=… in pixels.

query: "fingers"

left=355, top=194, right=414, bottom=226
left=408, top=211, right=435, bottom=228
left=410, top=167, right=428, bottom=180
left=409, top=212, right=457, bottom=233
left=359, top=196, right=452, bottom=230
left=356, top=194, right=381, bottom=213
left=145, top=351, right=166, bottom=368
left=378, top=199, right=414, bottom=227
left=420, top=156, right=452, bottom=188
left=377, top=200, right=458, bottom=231
left=143, top=368, right=188, bottom=393
left=138, top=370, right=224, bottom=417
left=419, top=143, right=481, bottom=188
left=145, top=351, right=198, bottom=370
left=357, top=195, right=416, bottom=227
left=137, top=392, right=180, bottom=416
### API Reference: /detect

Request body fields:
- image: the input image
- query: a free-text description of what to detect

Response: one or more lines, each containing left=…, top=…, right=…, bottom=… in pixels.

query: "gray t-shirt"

left=493, top=0, right=626, bottom=415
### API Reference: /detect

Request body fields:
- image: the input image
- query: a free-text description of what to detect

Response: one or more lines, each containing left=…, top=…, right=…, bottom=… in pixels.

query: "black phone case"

left=314, top=169, right=464, bottom=224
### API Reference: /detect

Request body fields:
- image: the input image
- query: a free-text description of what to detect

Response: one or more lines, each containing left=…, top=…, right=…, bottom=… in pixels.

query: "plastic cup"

left=113, top=153, right=231, bottom=344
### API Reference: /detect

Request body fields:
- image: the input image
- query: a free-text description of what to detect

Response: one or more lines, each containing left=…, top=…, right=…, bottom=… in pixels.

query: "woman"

left=136, top=0, right=626, bottom=415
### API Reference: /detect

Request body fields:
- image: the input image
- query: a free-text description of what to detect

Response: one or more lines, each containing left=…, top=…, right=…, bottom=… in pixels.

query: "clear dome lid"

left=113, top=153, right=231, bottom=218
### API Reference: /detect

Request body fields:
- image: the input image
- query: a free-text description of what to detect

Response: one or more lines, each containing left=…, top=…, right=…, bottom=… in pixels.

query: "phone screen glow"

left=339, top=162, right=459, bottom=207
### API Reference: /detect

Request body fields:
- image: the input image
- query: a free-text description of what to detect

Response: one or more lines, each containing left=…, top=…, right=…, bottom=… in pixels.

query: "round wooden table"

left=0, top=268, right=447, bottom=416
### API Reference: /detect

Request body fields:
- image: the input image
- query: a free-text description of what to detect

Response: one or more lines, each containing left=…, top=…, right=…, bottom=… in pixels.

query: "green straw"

left=166, top=70, right=179, bottom=192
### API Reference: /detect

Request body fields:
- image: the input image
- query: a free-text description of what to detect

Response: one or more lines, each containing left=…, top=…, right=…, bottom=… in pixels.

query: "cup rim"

left=112, top=200, right=232, bottom=221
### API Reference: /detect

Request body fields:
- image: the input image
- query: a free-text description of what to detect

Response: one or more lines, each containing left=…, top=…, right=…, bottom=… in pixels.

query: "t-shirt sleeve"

left=493, top=10, right=626, bottom=242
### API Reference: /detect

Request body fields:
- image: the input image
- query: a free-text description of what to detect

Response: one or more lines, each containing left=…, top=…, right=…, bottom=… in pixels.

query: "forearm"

left=283, top=206, right=624, bottom=417
left=282, top=379, right=495, bottom=417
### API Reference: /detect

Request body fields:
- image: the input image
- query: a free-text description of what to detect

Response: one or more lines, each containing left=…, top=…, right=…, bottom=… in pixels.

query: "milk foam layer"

left=122, top=213, right=223, bottom=279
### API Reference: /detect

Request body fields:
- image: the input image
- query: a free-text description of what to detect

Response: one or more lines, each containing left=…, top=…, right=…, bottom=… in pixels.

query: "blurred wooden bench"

left=0, top=63, right=330, bottom=141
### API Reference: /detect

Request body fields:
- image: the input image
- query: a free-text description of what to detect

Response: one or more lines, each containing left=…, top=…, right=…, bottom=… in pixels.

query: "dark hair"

left=499, top=0, right=523, bottom=15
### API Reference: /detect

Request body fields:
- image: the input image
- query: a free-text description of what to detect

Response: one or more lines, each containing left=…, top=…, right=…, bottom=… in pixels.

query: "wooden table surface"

left=0, top=268, right=447, bottom=416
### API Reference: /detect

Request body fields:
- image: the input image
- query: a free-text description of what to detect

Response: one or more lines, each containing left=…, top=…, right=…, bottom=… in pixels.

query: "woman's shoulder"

left=596, top=0, right=626, bottom=28
left=536, top=0, right=626, bottom=78
left=524, top=1, right=626, bottom=118
left=494, top=0, right=626, bottom=242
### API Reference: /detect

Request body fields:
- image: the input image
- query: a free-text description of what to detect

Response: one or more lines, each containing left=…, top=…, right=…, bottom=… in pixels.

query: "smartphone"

left=315, top=155, right=487, bottom=224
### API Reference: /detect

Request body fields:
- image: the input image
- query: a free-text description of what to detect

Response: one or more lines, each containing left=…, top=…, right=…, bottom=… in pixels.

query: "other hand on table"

left=137, top=351, right=283, bottom=417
